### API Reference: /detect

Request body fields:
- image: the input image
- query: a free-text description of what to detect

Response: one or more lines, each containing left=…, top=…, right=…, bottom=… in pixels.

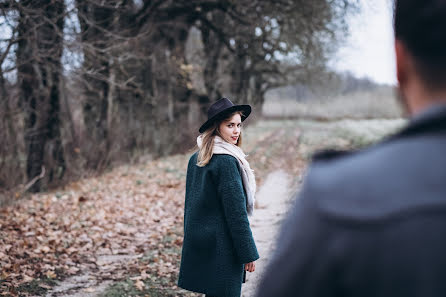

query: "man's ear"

left=395, top=39, right=410, bottom=88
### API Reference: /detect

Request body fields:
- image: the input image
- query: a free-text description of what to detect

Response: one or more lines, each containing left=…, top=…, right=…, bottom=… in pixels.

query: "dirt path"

left=45, top=254, right=140, bottom=297
left=241, top=170, right=295, bottom=297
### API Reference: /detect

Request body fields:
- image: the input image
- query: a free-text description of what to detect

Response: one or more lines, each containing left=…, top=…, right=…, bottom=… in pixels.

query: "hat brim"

left=199, top=105, right=251, bottom=133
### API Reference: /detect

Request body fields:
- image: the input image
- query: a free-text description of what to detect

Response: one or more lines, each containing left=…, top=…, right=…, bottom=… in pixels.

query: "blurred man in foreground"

left=256, top=0, right=446, bottom=296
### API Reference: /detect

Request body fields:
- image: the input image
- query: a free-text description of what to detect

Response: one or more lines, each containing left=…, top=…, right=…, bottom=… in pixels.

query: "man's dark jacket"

left=256, top=105, right=446, bottom=297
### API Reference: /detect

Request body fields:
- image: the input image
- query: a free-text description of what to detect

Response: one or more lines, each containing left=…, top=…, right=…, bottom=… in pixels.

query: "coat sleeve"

left=255, top=170, right=340, bottom=297
left=216, top=155, right=259, bottom=264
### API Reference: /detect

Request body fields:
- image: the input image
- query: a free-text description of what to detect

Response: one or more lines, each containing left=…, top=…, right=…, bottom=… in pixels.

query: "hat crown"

left=199, top=97, right=251, bottom=133
left=208, top=98, right=234, bottom=119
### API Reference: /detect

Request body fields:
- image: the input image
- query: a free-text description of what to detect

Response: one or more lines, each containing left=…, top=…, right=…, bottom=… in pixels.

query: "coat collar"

left=396, top=103, right=446, bottom=140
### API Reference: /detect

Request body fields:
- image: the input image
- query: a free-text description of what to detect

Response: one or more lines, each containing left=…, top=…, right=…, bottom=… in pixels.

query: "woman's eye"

left=228, top=124, right=233, bottom=128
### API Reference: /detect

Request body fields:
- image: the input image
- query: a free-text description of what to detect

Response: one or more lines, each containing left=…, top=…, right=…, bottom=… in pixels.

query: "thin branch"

left=197, top=14, right=235, bottom=53
left=17, top=166, right=45, bottom=198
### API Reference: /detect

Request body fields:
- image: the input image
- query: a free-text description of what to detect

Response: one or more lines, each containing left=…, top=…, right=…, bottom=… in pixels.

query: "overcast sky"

left=330, top=0, right=396, bottom=85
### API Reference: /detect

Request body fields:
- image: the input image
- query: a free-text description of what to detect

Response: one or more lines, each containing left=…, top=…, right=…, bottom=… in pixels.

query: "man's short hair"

left=394, top=0, right=446, bottom=90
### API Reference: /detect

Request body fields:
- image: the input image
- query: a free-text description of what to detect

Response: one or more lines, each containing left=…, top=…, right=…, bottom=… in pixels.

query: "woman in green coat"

left=178, top=98, right=259, bottom=297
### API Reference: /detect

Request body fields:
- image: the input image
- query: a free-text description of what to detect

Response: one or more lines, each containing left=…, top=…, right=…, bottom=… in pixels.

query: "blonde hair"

left=197, top=111, right=243, bottom=167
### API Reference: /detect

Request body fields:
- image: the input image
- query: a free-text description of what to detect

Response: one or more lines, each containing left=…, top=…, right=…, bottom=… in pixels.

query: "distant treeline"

left=0, top=0, right=357, bottom=197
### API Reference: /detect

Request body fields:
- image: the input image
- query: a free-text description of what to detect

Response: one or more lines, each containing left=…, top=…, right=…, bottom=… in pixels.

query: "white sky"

left=330, top=0, right=397, bottom=85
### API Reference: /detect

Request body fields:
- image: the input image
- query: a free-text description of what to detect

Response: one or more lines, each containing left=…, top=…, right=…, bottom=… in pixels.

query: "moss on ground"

left=99, top=277, right=195, bottom=297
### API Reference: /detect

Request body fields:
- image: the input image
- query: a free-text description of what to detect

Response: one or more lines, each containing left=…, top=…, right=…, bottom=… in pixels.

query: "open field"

left=0, top=117, right=406, bottom=296
left=263, top=89, right=404, bottom=120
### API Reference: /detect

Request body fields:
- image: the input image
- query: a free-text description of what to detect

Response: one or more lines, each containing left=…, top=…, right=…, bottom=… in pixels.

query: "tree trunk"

left=76, top=0, right=115, bottom=169
left=0, top=71, right=21, bottom=189
left=16, top=0, right=66, bottom=192
left=230, top=42, right=250, bottom=104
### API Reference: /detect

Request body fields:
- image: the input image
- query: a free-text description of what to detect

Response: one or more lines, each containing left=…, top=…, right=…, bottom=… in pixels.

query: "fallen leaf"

left=46, top=271, right=57, bottom=279
left=135, top=279, right=145, bottom=291
left=84, top=287, right=96, bottom=293
left=22, top=275, right=34, bottom=283
left=41, top=246, right=51, bottom=253
left=140, top=271, right=149, bottom=280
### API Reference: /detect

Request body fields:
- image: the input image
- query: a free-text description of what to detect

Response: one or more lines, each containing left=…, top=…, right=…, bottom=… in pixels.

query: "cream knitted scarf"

left=197, top=135, right=256, bottom=215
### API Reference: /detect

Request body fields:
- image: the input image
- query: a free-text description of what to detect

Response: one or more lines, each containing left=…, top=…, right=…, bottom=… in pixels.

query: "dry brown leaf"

left=22, top=275, right=34, bottom=283
left=41, top=246, right=51, bottom=253
left=140, top=271, right=149, bottom=280
left=46, top=271, right=57, bottom=279
left=135, top=279, right=145, bottom=291
left=1, top=271, right=9, bottom=279
left=83, top=287, right=96, bottom=293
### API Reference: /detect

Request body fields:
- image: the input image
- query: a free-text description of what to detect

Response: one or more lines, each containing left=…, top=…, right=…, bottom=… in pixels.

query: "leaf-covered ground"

left=0, top=119, right=404, bottom=296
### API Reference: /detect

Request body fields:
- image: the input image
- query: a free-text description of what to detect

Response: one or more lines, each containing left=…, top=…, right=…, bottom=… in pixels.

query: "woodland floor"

left=0, top=119, right=405, bottom=297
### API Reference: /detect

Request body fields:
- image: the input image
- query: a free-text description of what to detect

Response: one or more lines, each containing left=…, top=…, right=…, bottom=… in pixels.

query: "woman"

left=178, top=98, right=259, bottom=297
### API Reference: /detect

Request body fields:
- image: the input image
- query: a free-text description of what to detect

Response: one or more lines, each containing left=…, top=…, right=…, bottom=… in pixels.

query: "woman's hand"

left=245, top=261, right=256, bottom=272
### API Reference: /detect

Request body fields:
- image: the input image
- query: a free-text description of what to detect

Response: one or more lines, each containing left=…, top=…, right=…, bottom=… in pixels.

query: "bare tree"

left=198, top=0, right=357, bottom=110
left=16, top=0, right=66, bottom=192
left=75, top=0, right=118, bottom=168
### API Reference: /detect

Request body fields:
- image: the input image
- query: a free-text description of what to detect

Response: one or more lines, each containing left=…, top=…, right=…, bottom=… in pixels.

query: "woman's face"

left=219, top=113, right=242, bottom=145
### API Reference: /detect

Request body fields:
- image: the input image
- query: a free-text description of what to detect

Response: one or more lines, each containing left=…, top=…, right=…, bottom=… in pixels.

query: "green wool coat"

left=178, top=152, right=259, bottom=297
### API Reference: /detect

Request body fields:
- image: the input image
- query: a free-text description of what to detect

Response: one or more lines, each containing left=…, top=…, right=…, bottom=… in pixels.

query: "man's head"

left=394, top=0, right=446, bottom=114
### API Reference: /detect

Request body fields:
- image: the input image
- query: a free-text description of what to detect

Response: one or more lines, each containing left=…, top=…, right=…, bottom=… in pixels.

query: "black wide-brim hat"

left=199, top=97, right=251, bottom=133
